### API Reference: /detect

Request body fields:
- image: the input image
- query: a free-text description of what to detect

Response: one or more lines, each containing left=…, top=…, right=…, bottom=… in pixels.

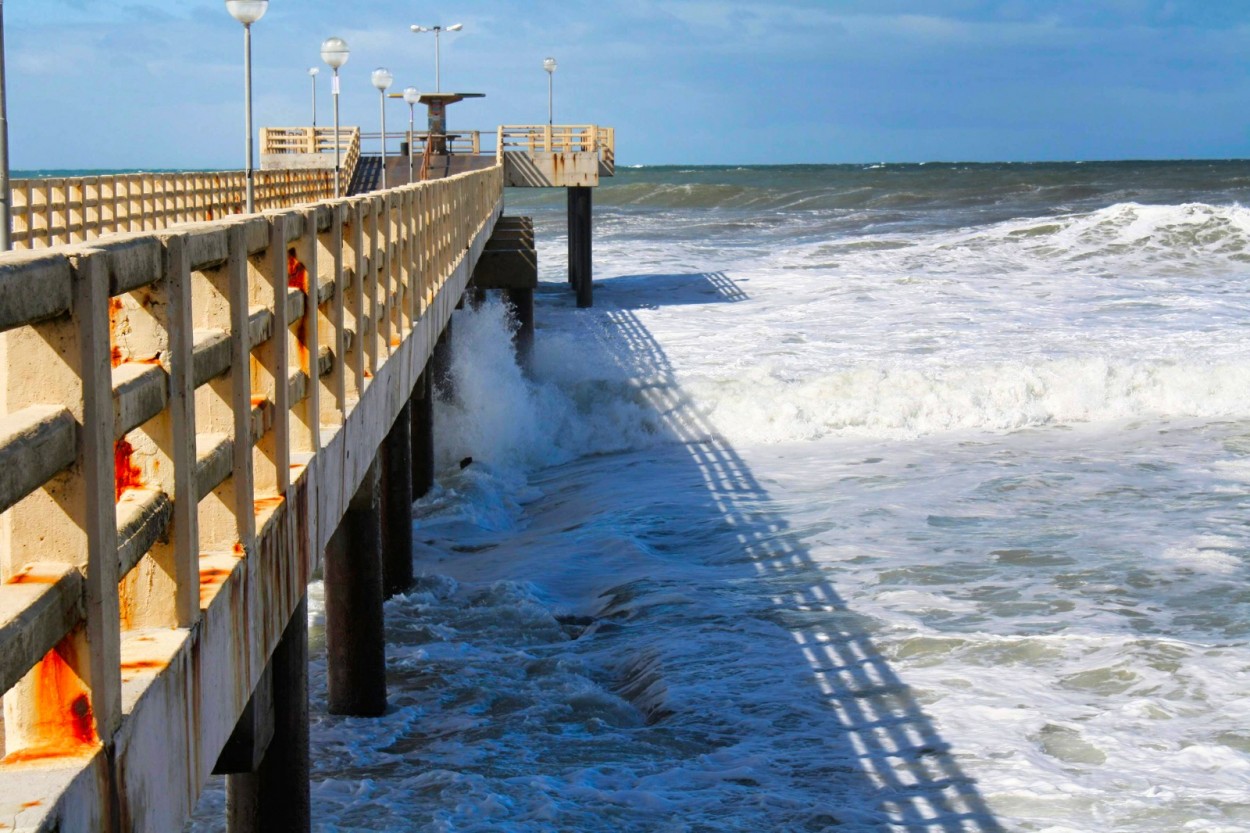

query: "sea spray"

left=186, top=163, right=1250, bottom=832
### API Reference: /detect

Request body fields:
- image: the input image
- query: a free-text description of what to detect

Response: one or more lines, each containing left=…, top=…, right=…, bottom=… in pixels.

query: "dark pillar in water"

left=381, top=399, right=414, bottom=598
left=411, top=370, right=435, bottom=498
left=432, top=315, right=455, bottom=398
left=223, top=595, right=311, bottom=833
left=256, top=594, right=311, bottom=830
left=569, top=186, right=593, bottom=308
left=503, top=286, right=534, bottom=370
left=324, top=459, right=387, bottom=716
left=567, top=188, right=578, bottom=288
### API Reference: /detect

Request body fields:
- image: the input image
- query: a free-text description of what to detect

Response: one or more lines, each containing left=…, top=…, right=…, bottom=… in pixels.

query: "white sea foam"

left=182, top=172, right=1250, bottom=832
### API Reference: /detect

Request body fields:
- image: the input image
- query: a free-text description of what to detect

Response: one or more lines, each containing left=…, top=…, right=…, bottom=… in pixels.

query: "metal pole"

left=0, top=0, right=12, bottom=250
left=548, top=72, right=553, bottom=127
left=333, top=68, right=341, bottom=197
left=311, top=74, right=317, bottom=129
left=434, top=29, right=441, bottom=92
left=408, top=103, right=415, bottom=184
left=244, top=22, right=255, bottom=214
left=378, top=90, right=387, bottom=190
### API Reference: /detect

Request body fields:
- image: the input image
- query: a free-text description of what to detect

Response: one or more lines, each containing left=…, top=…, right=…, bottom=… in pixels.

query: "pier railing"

left=9, top=168, right=341, bottom=250
left=497, top=124, right=615, bottom=171
left=0, top=163, right=503, bottom=830
left=361, top=130, right=483, bottom=157
left=260, top=126, right=362, bottom=161
left=260, top=126, right=361, bottom=183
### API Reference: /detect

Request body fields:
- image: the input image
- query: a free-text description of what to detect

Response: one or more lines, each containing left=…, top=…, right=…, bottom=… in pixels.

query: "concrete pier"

left=0, top=119, right=615, bottom=832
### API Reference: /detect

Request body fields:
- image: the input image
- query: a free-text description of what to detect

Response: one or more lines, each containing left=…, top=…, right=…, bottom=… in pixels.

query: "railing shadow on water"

left=539, top=270, right=1005, bottom=832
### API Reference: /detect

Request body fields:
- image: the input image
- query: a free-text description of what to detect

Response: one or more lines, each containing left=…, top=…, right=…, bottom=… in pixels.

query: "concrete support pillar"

left=256, top=593, right=310, bottom=830
left=224, top=594, right=310, bottom=833
left=569, top=186, right=593, bottom=308
left=411, top=370, right=435, bottom=499
left=503, top=286, right=534, bottom=370
left=432, top=316, right=455, bottom=398
left=566, top=188, right=577, bottom=287
left=324, top=460, right=387, bottom=716
left=381, top=400, right=414, bottom=598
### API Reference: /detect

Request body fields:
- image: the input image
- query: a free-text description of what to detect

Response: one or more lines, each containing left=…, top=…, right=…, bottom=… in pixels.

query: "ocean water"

left=191, top=161, right=1250, bottom=831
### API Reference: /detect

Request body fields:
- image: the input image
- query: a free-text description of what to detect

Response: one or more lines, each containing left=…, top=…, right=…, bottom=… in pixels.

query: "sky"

left=6, top=0, right=1250, bottom=168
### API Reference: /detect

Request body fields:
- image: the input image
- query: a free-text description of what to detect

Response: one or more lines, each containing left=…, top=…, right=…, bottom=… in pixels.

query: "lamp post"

left=225, top=0, right=268, bottom=214
left=409, top=23, right=462, bottom=92
left=0, top=0, right=11, bottom=250
left=321, top=36, right=350, bottom=197
left=543, top=56, right=557, bottom=128
left=403, top=86, right=421, bottom=183
left=371, top=68, right=394, bottom=190
left=308, top=67, right=319, bottom=128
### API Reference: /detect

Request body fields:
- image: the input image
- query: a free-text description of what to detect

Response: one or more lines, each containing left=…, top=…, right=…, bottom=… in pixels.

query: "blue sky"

left=7, top=1, right=1250, bottom=168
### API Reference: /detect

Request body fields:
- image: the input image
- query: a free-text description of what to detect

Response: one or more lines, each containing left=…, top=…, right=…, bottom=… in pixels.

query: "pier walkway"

left=0, top=116, right=613, bottom=831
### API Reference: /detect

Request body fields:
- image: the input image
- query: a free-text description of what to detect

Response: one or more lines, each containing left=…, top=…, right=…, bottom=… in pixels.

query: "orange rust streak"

left=254, top=495, right=285, bottom=514
left=108, top=298, right=125, bottom=368
left=199, top=567, right=231, bottom=586
left=120, top=659, right=166, bottom=672
left=2, top=636, right=99, bottom=764
left=114, top=439, right=144, bottom=500
left=3, top=742, right=95, bottom=764
left=5, top=564, right=62, bottom=585
left=250, top=395, right=268, bottom=408
left=287, top=251, right=309, bottom=292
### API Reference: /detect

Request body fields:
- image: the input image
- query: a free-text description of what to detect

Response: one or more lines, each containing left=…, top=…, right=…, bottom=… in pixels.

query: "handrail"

left=0, top=162, right=505, bottom=830
left=496, top=124, right=612, bottom=156
left=8, top=169, right=338, bottom=250
left=260, top=126, right=361, bottom=157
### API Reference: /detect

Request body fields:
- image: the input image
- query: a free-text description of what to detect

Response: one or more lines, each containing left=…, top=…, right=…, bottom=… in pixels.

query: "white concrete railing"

left=260, top=127, right=362, bottom=182
left=497, top=124, right=615, bottom=171
left=10, top=168, right=343, bottom=251
left=0, top=163, right=504, bottom=830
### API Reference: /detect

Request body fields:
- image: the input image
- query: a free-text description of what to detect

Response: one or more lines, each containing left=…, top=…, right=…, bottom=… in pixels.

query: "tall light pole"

left=321, top=36, right=350, bottom=197
left=225, top=0, right=268, bottom=214
left=308, top=67, right=319, bottom=128
left=403, top=86, right=421, bottom=183
left=371, top=68, right=393, bottom=191
left=543, top=57, right=557, bottom=128
left=0, top=0, right=11, bottom=250
left=409, top=23, right=462, bottom=92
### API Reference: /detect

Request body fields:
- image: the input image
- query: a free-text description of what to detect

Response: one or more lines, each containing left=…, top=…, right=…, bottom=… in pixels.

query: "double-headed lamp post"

left=403, top=86, right=421, bottom=183
left=225, top=0, right=268, bottom=214
left=320, top=36, right=350, bottom=197
left=371, top=68, right=394, bottom=190
left=308, top=67, right=319, bottom=128
left=409, top=23, right=462, bottom=92
left=543, top=57, right=557, bottom=128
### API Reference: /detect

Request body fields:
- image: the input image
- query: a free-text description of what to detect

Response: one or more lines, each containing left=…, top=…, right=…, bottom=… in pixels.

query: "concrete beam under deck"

left=503, top=151, right=600, bottom=188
